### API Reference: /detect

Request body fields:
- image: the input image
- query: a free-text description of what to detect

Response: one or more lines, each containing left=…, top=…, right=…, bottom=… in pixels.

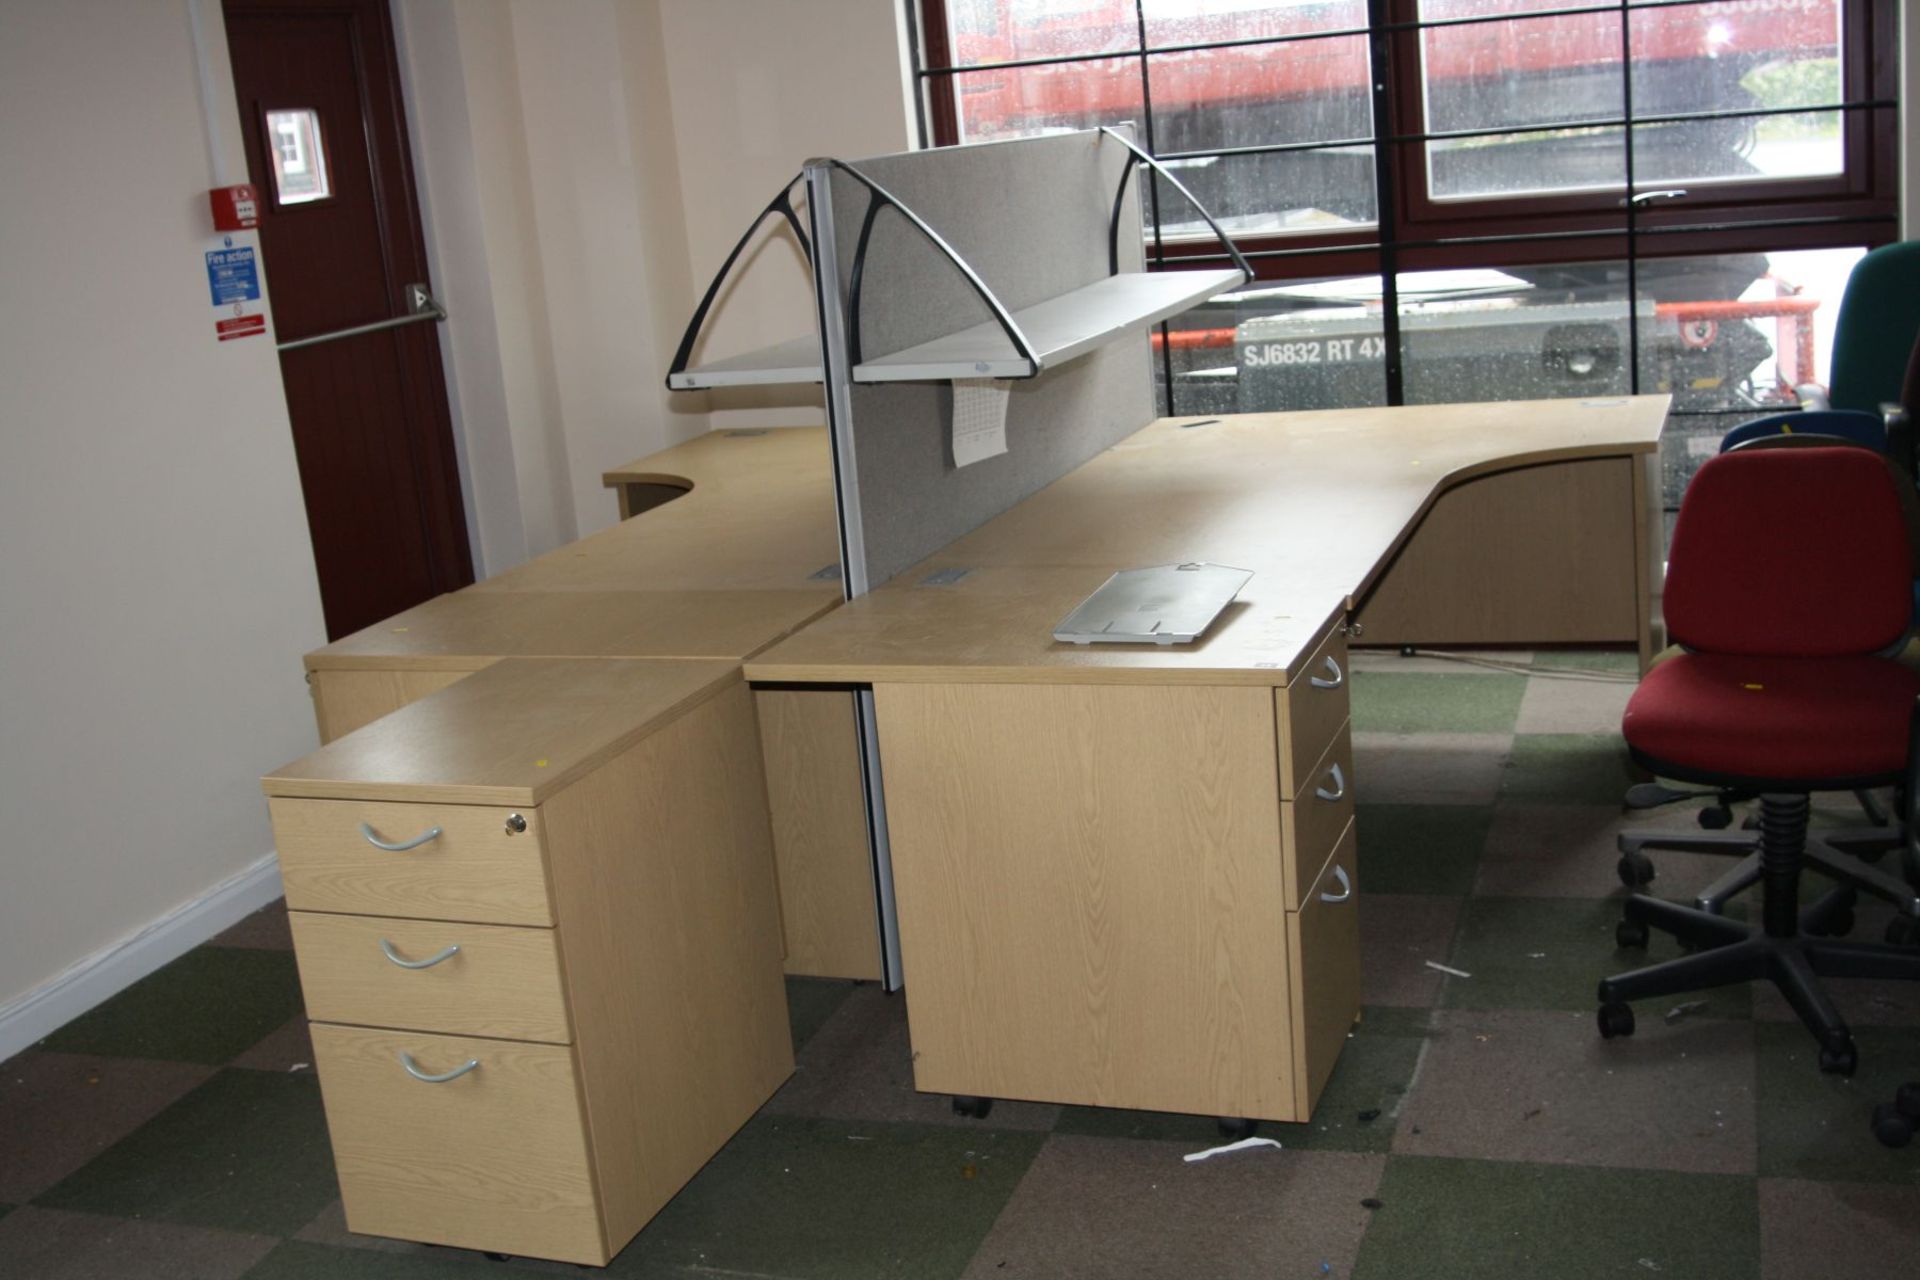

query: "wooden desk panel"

left=1352, top=456, right=1643, bottom=650
left=873, top=680, right=1302, bottom=1119
left=755, top=689, right=882, bottom=982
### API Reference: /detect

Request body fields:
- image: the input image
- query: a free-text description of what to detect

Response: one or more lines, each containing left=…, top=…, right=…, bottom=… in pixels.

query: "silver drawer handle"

left=399, top=1051, right=480, bottom=1083
left=379, top=938, right=461, bottom=970
left=1309, top=655, right=1344, bottom=690
left=359, top=821, right=443, bottom=852
left=1314, top=762, right=1346, bottom=802
left=1319, top=864, right=1353, bottom=904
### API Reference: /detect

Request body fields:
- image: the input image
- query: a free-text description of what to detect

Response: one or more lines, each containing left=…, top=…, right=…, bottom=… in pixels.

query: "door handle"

left=278, top=283, right=446, bottom=353
left=1310, top=655, right=1344, bottom=690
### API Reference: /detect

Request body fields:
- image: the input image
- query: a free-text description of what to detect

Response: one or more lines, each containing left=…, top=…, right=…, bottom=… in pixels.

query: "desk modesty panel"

left=263, top=659, right=792, bottom=1266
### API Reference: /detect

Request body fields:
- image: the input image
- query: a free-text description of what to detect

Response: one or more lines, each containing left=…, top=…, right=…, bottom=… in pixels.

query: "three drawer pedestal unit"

left=870, top=619, right=1361, bottom=1124
left=263, top=658, right=792, bottom=1266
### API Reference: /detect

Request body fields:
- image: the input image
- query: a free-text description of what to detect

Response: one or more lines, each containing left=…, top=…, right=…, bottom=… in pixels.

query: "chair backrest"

left=1664, top=446, right=1914, bottom=658
left=1719, top=409, right=1886, bottom=454
left=1891, top=332, right=1920, bottom=478
left=1827, top=241, right=1920, bottom=415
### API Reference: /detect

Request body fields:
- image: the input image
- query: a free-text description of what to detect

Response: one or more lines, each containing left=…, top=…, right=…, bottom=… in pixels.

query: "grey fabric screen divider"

left=826, top=129, right=1156, bottom=589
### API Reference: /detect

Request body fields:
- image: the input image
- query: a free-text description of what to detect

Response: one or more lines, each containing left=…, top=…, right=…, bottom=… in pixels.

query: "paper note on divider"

left=951, top=377, right=1010, bottom=467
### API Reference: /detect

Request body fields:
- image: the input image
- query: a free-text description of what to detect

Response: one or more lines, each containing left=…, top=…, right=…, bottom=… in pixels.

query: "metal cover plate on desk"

left=1053, top=563, right=1253, bottom=645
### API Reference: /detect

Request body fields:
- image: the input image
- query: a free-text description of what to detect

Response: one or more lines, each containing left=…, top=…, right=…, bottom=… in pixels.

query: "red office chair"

left=1597, top=445, right=1920, bottom=1074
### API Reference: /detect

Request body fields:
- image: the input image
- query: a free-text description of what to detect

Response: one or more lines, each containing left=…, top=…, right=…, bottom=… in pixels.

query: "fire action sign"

left=206, top=236, right=266, bottom=342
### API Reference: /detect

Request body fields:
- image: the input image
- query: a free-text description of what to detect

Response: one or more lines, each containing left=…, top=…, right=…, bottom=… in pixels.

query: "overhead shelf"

left=669, top=270, right=1243, bottom=390
left=852, top=269, right=1244, bottom=383
left=667, top=335, right=822, bottom=391
left=666, top=134, right=1251, bottom=394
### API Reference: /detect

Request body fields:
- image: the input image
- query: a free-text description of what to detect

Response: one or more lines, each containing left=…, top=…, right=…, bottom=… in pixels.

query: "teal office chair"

left=1815, top=241, right=1920, bottom=418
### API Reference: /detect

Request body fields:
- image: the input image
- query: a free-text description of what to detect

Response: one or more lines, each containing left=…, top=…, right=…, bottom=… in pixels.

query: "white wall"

left=397, top=0, right=730, bottom=564
left=657, top=0, right=918, bottom=431
left=0, top=0, right=326, bottom=1053
left=396, top=0, right=917, bottom=566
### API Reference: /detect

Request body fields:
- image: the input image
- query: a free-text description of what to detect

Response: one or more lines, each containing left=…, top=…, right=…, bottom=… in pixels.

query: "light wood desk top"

left=266, top=658, right=740, bottom=806
left=304, top=427, right=843, bottom=673
left=476, top=427, right=843, bottom=594
left=304, top=589, right=839, bottom=673
left=745, top=397, right=1667, bottom=687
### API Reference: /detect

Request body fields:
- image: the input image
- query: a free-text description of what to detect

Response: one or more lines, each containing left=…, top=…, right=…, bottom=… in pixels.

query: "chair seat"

left=1623, top=652, right=1920, bottom=787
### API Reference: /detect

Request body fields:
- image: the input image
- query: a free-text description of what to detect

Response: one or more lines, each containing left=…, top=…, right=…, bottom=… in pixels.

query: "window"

left=917, top=0, right=1898, bottom=515
left=266, top=108, right=332, bottom=205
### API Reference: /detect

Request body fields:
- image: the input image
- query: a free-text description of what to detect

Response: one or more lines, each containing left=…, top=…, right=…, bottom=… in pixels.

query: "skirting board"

left=0, top=852, right=285, bottom=1062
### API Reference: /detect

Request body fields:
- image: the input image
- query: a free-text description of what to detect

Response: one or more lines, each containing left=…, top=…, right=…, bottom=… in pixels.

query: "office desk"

left=745, top=397, right=1668, bottom=1123
left=299, top=426, right=879, bottom=981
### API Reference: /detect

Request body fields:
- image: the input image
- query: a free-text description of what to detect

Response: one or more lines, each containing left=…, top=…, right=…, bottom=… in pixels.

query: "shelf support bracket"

left=1099, top=127, right=1253, bottom=287
left=830, top=159, right=1039, bottom=377
left=665, top=174, right=813, bottom=390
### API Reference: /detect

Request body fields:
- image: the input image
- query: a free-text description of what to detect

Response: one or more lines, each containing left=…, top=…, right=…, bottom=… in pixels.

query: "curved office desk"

left=745, top=395, right=1667, bottom=1126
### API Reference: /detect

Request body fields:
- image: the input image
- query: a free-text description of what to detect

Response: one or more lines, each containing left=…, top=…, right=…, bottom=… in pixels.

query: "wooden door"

left=225, top=0, right=472, bottom=639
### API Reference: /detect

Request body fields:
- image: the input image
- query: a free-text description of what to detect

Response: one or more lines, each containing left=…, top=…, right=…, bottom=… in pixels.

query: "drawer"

left=270, top=797, right=552, bottom=926
left=311, top=1023, right=606, bottom=1266
left=1276, top=623, right=1349, bottom=800
left=289, top=912, right=572, bottom=1044
left=1280, top=720, right=1353, bottom=912
left=1287, top=820, right=1361, bottom=1120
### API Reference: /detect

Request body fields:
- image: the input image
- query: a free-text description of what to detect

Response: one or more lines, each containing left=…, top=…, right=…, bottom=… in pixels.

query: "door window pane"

left=266, top=108, right=331, bottom=204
